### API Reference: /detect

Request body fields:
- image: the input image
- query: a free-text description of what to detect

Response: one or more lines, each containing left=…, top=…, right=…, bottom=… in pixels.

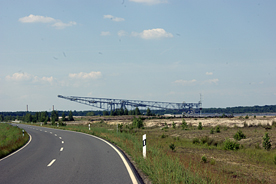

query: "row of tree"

left=0, top=111, right=74, bottom=123
left=1, top=105, right=276, bottom=121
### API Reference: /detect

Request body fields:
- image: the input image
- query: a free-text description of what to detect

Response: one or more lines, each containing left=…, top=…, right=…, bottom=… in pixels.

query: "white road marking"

left=45, top=131, right=47, bottom=132
left=47, top=159, right=56, bottom=167
left=55, top=134, right=57, bottom=136
left=50, top=132, right=52, bottom=134
left=59, top=137, right=62, bottom=139
left=60, top=147, right=63, bottom=151
left=62, top=141, right=64, bottom=144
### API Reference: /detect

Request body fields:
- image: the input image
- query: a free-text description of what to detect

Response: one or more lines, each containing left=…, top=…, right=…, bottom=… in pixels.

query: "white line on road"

left=47, top=159, right=56, bottom=167
left=60, top=147, right=63, bottom=151
left=50, top=132, right=52, bottom=134
left=54, top=134, right=57, bottom=136
left=59, top=137, right=62, bottom=139
left=62, top=141, right=64, bottom=144
left=45, top=131, right=47, bottom=132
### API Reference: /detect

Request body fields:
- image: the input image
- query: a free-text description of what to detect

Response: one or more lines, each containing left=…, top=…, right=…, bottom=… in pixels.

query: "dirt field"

left=73, top=115, right=276, bottom=128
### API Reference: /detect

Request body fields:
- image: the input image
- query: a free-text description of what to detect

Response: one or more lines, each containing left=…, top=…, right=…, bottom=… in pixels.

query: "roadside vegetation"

left=24, top=114, right=276, bottom=183
left=0, top=123, right=29, bottom=159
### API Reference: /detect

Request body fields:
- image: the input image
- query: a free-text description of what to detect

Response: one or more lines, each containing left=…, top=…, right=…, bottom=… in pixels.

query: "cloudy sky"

left=1, top=0, right=276, bottom=111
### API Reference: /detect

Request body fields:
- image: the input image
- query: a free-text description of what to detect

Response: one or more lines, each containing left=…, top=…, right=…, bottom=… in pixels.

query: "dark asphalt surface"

left=0, top=124, right=142, bottom=184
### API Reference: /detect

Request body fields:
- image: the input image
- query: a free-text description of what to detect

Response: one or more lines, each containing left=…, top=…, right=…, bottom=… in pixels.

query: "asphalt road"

left=0, top=124, right=142, bottom=184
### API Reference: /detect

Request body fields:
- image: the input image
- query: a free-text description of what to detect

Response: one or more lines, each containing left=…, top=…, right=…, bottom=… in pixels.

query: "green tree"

left=181, top=119, right=187, bottom=130
left=263, top=133, right=271, bottom=150
left=24, top=113, right=32, bottom=122
left=198, top=122, right=203, bottom=130
left=0, top=114, right=4, bottom=121
left=215, top=126, right=220, bottom=133
left=120, top=108, right=124, bottom=116
left=124, top=108, right=128, bottom=115
left=103, top=111, right=108, bottom=116
left=146, top=108, right=152, bottom=116
left=172, top=122, right=176, bottom=129
left=68, top=111, right=74, bottom=121
left=132, top=116, right=144, bottom=128
left=234, top=130, right=246, bottom=141
left=86, top=111, right=95, bottom=116
left=62, top=112, right=66, bottom=121
left=135, top=107, right=141, bottom=115
left=51, top=110, right=58, bottom=122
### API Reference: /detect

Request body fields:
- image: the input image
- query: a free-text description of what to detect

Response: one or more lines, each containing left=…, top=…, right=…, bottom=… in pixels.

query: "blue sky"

left=1, top=0, right=276, bottom=111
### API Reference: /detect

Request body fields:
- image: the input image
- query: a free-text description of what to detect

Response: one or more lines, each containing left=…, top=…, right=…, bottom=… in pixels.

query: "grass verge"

left=0, top=123, right=29, bottom=159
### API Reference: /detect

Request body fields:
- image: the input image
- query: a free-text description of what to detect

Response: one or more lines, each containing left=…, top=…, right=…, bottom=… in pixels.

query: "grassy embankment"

left=35, top=116, right=276, bottom=183
left=0, top=123, right=29, bottom=159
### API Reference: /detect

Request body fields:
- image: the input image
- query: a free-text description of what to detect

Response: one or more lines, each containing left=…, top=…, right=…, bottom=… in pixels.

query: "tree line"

left=0, top=110, right=74, bottom=124
left=1, top=104, right=275, bottom=122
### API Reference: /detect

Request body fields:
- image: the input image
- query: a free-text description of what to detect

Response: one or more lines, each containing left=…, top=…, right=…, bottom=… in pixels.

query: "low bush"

left=201, top=155, right=207, bottom=163
left=215, top=126, right=220, bottom=133
left=198, top=122, right=203, bottom=130
left=192, top=137, right=200, bottom=144
left=169, top=143, right=176, bottom=151
left=210, top=128, right=214, bottom=134
left=234, top=130, right=246, bottom=141
left=262, top=133, right=271, bottom=151
left=224, top=139, right=240, bottom=150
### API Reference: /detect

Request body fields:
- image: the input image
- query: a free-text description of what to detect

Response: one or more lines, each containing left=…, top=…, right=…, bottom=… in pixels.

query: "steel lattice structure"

left=58, top=95, right=202, bottom=114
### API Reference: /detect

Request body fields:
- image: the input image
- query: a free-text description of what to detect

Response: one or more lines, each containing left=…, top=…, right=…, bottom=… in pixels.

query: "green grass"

left=0, top=123, right=29, bottom=159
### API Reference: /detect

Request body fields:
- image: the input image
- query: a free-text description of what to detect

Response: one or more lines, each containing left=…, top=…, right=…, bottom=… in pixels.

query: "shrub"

left=254, top=115, right=256, bottom=118
left=161, top=133, right=168, bottom=138
left=172, top=122, right=176, bottom=129
left=169, top=143, right=176, bottom=151
left=234, top=130, right=246, bottom=141
left=210, top=159, right=216, bottom=165
left=273, top=155, right=276, bottom=165
left=181, top=119, right=187, bottom=130
left=224, top=139, right=240, bottom=150
left=201, top=155, right=207, bottom=163
left=262, top=133, right=271, bottom=151
left=215, top=126, right=220, bottom=133
left=245, top=115, right=249, bottom=119
left=198, top=122, right=203, bottom=130
left=243, top=122, right=248, bottom=127
left=210, top=128, right=214, bottom=134
left=192, top=138, right=200, bottom=144
left=132, top=117, right=144, bottom=128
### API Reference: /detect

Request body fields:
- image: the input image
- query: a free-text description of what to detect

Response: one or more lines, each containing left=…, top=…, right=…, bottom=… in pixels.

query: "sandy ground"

left=72, top=116, right=276, bottom=128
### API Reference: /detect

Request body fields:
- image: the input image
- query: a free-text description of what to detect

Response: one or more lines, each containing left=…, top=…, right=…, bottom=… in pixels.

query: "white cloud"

left=203, top=78, right=219, bottom=84
left=52, top=21, right=76, bottom=29
left=6, top=73, right=32, bottom=81
left=129, top=0, right=168, bottom=5
left=69, top=71, right=102, bottom=80
left=41, top=76, right=54, bottom=83
left=103, top=15, right=125, bottom=22
left=173, top=79, right=196, bottom=85
left=118, top=30, right=128, bottom=37
left=101, top=31, right=111, bottom=36
left=5, top=72, right=54, bottom=84
left=206, top=72, right=213, bottom=75
left=132, top=28, right=173, bottom=39
left=18, top=14, right=55, bottom=23
left=18, top=14, right=76, bottom=29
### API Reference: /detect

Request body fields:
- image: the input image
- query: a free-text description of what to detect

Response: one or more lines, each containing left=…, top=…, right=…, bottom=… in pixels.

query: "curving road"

left=0, top=124, right=142, bottom=184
